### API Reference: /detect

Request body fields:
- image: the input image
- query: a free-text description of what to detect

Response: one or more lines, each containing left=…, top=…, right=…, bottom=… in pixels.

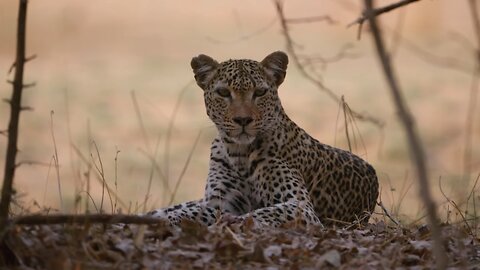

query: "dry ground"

left=2, top=218, right=479, bottom=269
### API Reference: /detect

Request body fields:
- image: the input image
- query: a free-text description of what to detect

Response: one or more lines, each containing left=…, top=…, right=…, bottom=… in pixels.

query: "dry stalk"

left=91, top=141, right=113, bottom=213
left=164, top=81, right=193, bottom=184
left=114, top=149, right=120, bottom=212
left=363, top=0, right=447, bottom=268
left=71, top=144, right=127, bottom=209
left=50, top=111, right=64, bottom=211
left=168, top=130, right=203, bottom=205
left=42, top=156, right=55, bottom=206
left=438, top=177, right=473, bottom=236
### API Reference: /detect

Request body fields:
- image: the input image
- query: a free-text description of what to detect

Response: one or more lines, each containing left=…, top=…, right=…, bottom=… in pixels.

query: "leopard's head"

left=191, top=51, right=288, bottom=144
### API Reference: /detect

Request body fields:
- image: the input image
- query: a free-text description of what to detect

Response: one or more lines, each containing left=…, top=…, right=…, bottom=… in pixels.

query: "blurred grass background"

left=0, top=0, right=477, bottom=222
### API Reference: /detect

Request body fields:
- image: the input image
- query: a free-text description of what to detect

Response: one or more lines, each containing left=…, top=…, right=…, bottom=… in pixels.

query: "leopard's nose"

left=233, top=117, right=253, bottom=126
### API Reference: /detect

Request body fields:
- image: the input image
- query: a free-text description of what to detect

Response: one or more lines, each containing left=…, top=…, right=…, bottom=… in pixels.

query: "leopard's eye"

left=253, top=88, right=268, bottom=98
left=215, top=87, right=231, bottom=98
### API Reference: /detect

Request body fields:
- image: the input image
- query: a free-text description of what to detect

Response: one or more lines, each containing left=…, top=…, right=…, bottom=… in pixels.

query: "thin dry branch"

left=349, top=0, right=420, bottom=27
left=50, top=111, right=63, bottom=211
left=286, top=15, right=337, bottom=25
left=9, top=214, right=165, bottom=226
left=91, top=141, right=113, bottom=213
left=0, top=0, right=30, bottom=231
left=7, top=54, right=36, bottom=75
left=377, top=201, right=400, bottom=226
left=363, top=0, right=447, bottom=268
left=273, top=0, right=384, bottom=128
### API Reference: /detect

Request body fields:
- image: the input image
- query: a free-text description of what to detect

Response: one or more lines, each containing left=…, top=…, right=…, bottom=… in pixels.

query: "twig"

left=7, top=54, right=36, bottom=75
left=377, top=202, right=400, bottom=226
left=0, top=0, right=30, bottom=231
left=114, top=148, right=120, bottom=213
left=42, top=156, right=54, bottom=206
left=348, top=0, right=420, bottom=27
left=342, top=96, right=352, bottom=152
left=9, top=214, right=165, bottom=225
left=78, top=191, right=99, bottom=213
left=286, top=15, right=337, bottom=25
left=466, top=173, right=480, bottom=203
left=225, top=226, right=246, bottom=248
left=273, top=0, right=384, bottom=128
left=363, top=0, right=447, bottom=268
left=15, top=160, right=54, bottom=168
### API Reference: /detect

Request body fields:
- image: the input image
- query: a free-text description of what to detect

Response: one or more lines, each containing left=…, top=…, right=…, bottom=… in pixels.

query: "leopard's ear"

left=191, top=54, right=219, bottom=90
left=261, top=51, right=289, bottom=86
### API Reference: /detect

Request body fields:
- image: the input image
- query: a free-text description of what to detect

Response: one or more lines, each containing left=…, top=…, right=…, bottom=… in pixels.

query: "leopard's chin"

left=231, top=133, right=256, bottom=145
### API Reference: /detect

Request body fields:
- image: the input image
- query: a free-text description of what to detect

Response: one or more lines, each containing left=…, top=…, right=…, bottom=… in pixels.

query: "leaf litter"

left=2, top=219, right=480, bottom=269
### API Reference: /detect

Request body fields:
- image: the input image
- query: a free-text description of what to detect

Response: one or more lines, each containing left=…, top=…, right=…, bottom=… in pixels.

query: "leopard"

left=147, top=51, right=379, bottom=227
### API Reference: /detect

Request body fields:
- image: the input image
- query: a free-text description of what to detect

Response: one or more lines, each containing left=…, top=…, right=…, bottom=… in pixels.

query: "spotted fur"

left=147, top=51, right=379, bottom=227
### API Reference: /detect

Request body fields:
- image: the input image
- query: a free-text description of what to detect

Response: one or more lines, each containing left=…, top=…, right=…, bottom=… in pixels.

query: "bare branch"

left=363, top=0, right=447, bottom=268
left=15, top=160, right=53, bottom=168
left=273, top=0, right=384, bottom=128
left=0, top=0, right=30, bottom=231
left=286, top=15, right=337, bottom=25
left=22, top=82, right=36, bottom=88
left=8, top=54, right=36, bottom=75
left=349, top=0, right=420, bottom=27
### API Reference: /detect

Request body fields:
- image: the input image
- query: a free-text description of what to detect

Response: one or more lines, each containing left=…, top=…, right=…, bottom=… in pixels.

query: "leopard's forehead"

left=213, top=59, right=270, bottom=92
